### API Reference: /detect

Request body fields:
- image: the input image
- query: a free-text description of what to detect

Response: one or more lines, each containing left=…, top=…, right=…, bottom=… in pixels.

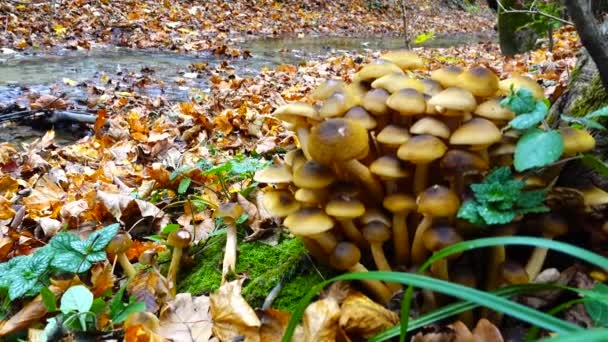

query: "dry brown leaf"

left=90, top=263, right=115, bottom=297
left=210, top=279, right=261, bottom=341
left=125, top=324, right=169, bottom=342
left=128, top=270, right=171, bottom=313
left=258, top=308, right=292, bottom=342
left=301, top=298, right=341, bottom=342
left=339, top=291, right=399, bottom=339
left=22, top=175, right=66, bottom=219
left=158, top=293, right=213, bottom=342
left=471, top=319, right=503, bottom=342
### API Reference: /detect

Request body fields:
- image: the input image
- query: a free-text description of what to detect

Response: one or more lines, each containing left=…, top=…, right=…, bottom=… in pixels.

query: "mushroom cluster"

left=254, top=51, right=598, bottom=305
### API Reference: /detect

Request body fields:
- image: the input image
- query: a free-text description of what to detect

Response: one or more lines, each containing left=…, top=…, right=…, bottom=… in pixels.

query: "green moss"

left=178, top=234, right=331, bottom=312
left=570, top=76, right=608, bottom=117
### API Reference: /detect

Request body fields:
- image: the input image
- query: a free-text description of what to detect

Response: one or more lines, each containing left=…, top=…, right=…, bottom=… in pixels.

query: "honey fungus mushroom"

left=273, top=102, right=320, bottom=160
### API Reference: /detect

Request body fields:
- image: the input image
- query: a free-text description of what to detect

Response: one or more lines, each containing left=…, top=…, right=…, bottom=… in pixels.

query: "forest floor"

left=0, top=0, right=598, bottom=341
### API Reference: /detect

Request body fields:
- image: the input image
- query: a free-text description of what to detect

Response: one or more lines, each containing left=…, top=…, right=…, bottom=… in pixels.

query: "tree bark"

left=565, top=0, right=608, bottom=90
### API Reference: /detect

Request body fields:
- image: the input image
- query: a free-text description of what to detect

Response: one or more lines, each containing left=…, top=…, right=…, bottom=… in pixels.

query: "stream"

left=0, top=31, right=494, bottom=143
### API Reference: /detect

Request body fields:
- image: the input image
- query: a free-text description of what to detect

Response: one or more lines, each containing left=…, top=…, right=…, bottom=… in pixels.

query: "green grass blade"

left=370, top=284, right=559, bottom=342
left=537, top=329, right=608, bottom=342
left=282, top=272, right=581, bottom=341
left=525, top=299, right=590, bottom=342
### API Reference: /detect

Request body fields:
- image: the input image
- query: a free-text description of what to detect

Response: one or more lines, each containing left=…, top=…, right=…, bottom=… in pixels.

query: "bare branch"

left=497, top=0, right=573, bottom=25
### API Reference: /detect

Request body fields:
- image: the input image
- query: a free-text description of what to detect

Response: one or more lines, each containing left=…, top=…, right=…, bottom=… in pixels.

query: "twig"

left=497, top=0, right=573, bottom=26
left=399, top=0, right=410, bottom=49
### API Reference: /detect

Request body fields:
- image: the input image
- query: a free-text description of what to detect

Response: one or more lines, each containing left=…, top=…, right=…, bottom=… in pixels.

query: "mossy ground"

left=569, top=76, right=608, bottom=117
left=178, top=233, right=332, bottom=312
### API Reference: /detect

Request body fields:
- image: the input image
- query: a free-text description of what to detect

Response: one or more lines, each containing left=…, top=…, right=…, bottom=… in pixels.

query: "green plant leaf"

left=509, top=101, right=549, bottom=130
left=109, top=283, right=145, bottom=324
left=585, top=106, right=608, bottom=119
left=61, top=285, right=93, bottom=314
left=178, top=177, right=192, bottom=194
left=581, top=154, right=608, bottom=177
left=162, top=223, right=180, bottom=235
left=537, top=329, right=608, bottom=342
left=90, top=297, right=106, bottom=315
left=501, top=87, right=536, bottom=114
left=561, top=114, right=606, bottom=130
left=85, top=223, right=120, bottom=252
left=41, top=287, right=57, bottom=312
left=456, top=200, right=485, bottom=227
left=584, top=283, right=608, bottom=327
left=514, top=129, right=564, bottom=171
left=477, top=205, right=516, bottom=225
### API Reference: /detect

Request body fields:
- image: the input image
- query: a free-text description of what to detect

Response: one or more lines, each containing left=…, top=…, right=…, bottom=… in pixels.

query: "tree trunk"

left=497, top=0, right=539, bottom=55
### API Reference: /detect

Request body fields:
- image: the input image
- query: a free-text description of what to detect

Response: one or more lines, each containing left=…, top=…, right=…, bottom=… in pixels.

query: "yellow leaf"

left=62, top=78, right=77, bottom=86
left=53, top=24, right=67, bottom=35
left=16, top=4, right=26, bottom=10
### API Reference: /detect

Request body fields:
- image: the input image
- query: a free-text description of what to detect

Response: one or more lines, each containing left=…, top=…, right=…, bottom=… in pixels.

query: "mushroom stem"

left=118, top=253, right=137, bottom=279
left=370, top=243, right=402, bottom=292
left=349, top=263, right=393, bottom=305
left=413, top=164, right=429, bottom=195
left=393, top=211, right=411, bottom=265
left=167, top=247, right=183, bottom=295
left=221, top=221, right=238, bottom=284
left=343, top=159, right=384, bottom=201
left=430, top=259, right=449, bottom=281
left=524, top=247, right=549, bottom=281
left=312, top=231, right=338, bottom=254
left=296, top=127, right=312, bottom=160
left=486, top=246, right=505, bottom=290
left=338, top=219, right=367, bottom=248
left=411, top=215, right=433, bottom=265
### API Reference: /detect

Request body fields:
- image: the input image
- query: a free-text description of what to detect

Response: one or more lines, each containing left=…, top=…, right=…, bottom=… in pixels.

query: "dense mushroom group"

left=254, top=51, right=601, bottom=306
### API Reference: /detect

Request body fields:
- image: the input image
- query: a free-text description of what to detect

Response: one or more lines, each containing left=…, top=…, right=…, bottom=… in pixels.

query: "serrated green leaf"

left=86, top=250, right=107, bottom=263
left=86, top=223, right=120, bottom=252
left=471, top=182, right=522, bottom=204
left=477, top=205, right=516, bottom=225
left=561, top=115, right=606, bottom=130
left=516, top=188, right=547, bottom=208
left=61, top=285, right=93, bottom=314
left=178, top=177, right=192, bottom=194
left=162, top=223, right=180, bottom=234
left=9, top=276, right=30, bottom=300
left=457, top=201, right=485, bottom=227
left=483, top=167, right=513, bottom=184
left=581, top=154, right=608, bottom=177
left=41, top=287, right=57, bottom=312
left=514, top=129, right=564, bottom=171
left=584, top=283, right=608, bottom=327
left=585, top=106, right=608, bottom=120
left=509, top=101, right=548, bottom=130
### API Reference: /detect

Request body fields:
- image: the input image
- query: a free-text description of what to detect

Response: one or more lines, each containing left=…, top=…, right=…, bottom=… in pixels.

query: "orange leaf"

left=90, top=263, right=115, bottom=297
left=95, top=108, right=107, bottom=138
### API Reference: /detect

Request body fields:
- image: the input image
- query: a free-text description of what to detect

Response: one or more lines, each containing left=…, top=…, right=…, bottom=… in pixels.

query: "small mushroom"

left=430, top=65, right=464, bottom=88
left=499, top=76, right=544, bottom=100
left=294, top=188, right=327, bottom=207
left=167, top=229, right=192, bottom=294
left=383, top=193, right=416, bottom=265
left=386, top=88, right=427, bottom=124
left=371, top=73, right=425, bottom=93
left=213, top=203, right=243, bottom=284
left=500, top=260, right=529, bottom=285
left=456, top=66, right=500, bottom=98
left=559, top=127, right=596, bottom=157
left=261, top=190, right=300, bottom=217
left=273, top=102, right=320, bottom=159
left=325, top=197, right=367, bottom=248
left=362, top=88, right=391, bottom=116
left=428, top=87, right=477, bottom=120
left=253, top=163, right=292, bottom=184
left=139, top=250, right=159, bottom=272
left=354, top=60, right=404, bottom=82
left=474, top=98, right=515, bottom=125
left=411, top=185, right=460, bottom=264
left=449, top=118, right=502, bottom=162
left=397, top=135, right=447, bottom=194
left=377, top=124, right=410, bottom=153
left=380, top=50, right=423, bottom=70
left=284, top=208, right=338, bottom=253
left=344, top=106, right=377, bottom=130
left=421, top=79, right=444, bottom=96
left=422, top=225, right=463, bottom=281
left=440, top=149, right=488, bottom=194
left=284, top=149, right=307, bottom=172
left=330, top=241, right=393, bottom=304
left=410, top=117, right=451, bottom=139
left=293, top=160, right=335, bottom=189
left=370, top=155, right=410, bottom=194
left=363, top=221, right=402, bottom=292
left=319, top=92, right=350, bottom=118
left=524, top=213, right=568, bottom=280
left=106, top=232, right=137, bottom=279
left=308, top=118, right=384, bottom=201
left=312, top=79, right=345, bottom=100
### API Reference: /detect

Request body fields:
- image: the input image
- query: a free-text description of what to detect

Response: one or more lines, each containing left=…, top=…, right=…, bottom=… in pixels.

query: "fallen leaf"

left=128, top=270, right=171, bottom=313
left=301, top=298, right=341, bottom=342
left=159, top=293, right=213, bottom=342
left=210, top=279, right=261, bottom=341
left=339, top=291, right=399, bottom=339
left=90, top=263, right=115, bottom=297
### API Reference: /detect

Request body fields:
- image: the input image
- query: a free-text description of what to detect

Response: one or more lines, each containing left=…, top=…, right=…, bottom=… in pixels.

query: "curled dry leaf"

left=301, top=298, right=341, bottom=342
left=90, top=263, right=115, bottom=297
left=158, top=293, right=213, bottom=342
left=339, top=291, right=399, bottom=339
left=210, top=279, right=261, bottom=341
left=128, top=270, right=171, bottom=313
left=411, top=319, right=504, bottom=342
left=257, top=308, right=292, bottom=342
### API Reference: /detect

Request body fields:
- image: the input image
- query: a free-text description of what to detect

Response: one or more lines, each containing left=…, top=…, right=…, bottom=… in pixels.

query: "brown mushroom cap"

left=363, top=221, right=392, bottom=243
left=386, top=88, right=426, bottom=116
left=253, top=164, right=293, bottom=183
left=449, top=118, right=502, bottom=150
left=273, top=102, right=319, bottom=124
left=541, top=213, right=568, bottom=237
left=582, top=186, right=608, bottom=207
left=370, top=155, right=410, bottom=179
left=326, top=198, right=365, bottom=218
left=362, top=88, right=390, bottom=116
left=559, top=127, right=596, bottom=156
left=500, top=260, right=529, bottom=284
left=421, top=79, right=444, bottom=96
left=344, top=81, right=368, bottom=107
left=313, top=79, right=345, bottom=100
left=294, top=188, right=327, bottom=205
left=139, top=250, right=158, bottom=266
left=168, top=229, right=192, bottom=249
left=293, top=160, right=335, bottom=189
left=284, top=149, right=303, bottom=167
left=328, top=180, right=361, bottom=199
left=344, top=106, right=377, bottom=130
left=457, top=66, right=499, bottom=97
left=107, top=232, right=133, bottom=254
left=428, top=87, right=477, bottom=114
left=284, top=208, right=334, bottom=236
left=474, top=98, right=515, bottom=121
left=214, top=203, right=244, bottom=220
left=329, top=241, right=362, bottom=270
left=440, top=149, right=489, bottom=176
left=355, top=60, right=404, bottom=82
left=308, top=118, right=369, bottom=165
left=380, top=50, right=424, bottom=70
left=417, top=185, right=460, bottom=218
left=422, top=226, right=463, bottom=252
left=410, top=117, right=451, bottom=139
left=371, top=73, right=425, bottom=93
left=262, top=190, right=301, bottom=217
left=499, top=76, right=544, bottom=100
left=397, top=135, right=447, bottom=164
left=360, top=208, right=392, bottom=226
left=383, top=193, right=416, bottom=213
left=430, top=65, right=464, bottom=88
left=319, top=92, right=350, bottom=118
left=377, top=125, right=411, bottom=147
